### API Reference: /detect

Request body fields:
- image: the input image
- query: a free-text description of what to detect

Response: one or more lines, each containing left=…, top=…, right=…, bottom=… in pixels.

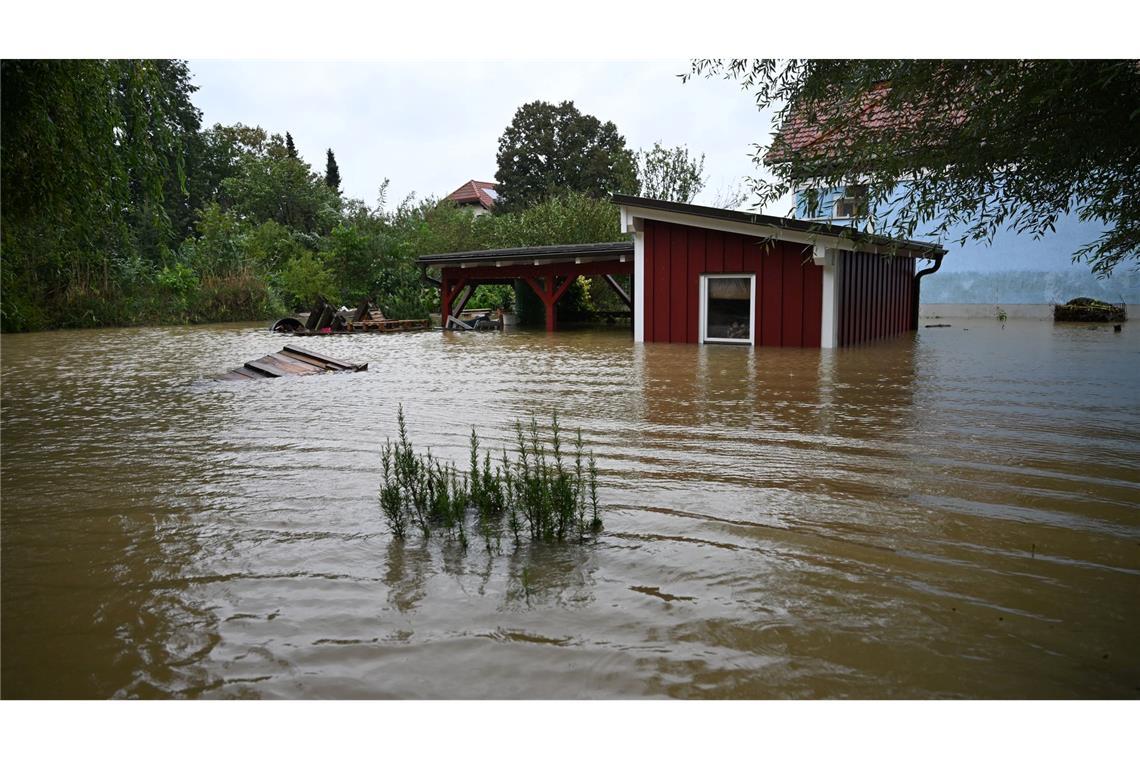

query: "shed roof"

left=613, top=194, right=946, bottom=257
left=418, top=240, right=633, bottom=268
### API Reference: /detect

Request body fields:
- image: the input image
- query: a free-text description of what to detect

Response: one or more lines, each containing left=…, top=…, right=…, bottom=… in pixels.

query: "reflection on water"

left=2, top=320, right=1138, bottom=698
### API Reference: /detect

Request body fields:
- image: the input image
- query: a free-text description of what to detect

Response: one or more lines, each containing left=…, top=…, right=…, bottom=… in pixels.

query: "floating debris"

left=446, top=310, right=505, bottom=331
left=924, top=323, right=952, bottom=328
left=1054, top=298, right=1127, bottom=323
left=217, top=344, right=367, bottom=381
left=272, top=299, right=430, bottom=335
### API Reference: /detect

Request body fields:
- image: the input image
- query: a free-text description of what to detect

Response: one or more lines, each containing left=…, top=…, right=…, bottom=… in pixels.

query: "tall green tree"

left=635, top=141, right=707, bottom=203
left=493, top=100, right=639, bottom=213
left=219, top=133, right=342, bottom=234
left=325, top=149, right=342, bottom=192
left=1, top=59, right=200, bottom=330
left=684, top=59, right=1140, bottom=275
left=285, top=132, right=298, bottom=159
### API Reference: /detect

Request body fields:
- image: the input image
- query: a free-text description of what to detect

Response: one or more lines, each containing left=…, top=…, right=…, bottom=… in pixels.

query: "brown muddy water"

left=2, top=320, right=1138, bottom=699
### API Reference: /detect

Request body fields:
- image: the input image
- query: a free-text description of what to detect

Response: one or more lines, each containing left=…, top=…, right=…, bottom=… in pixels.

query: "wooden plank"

left=278, top=349, right=333, bottom=368
left=245, top=358, right=290, bottom=377
left=353, top=299, right=371, bottom=322
left=264, top=353, right=320, bottom=375
left=281, top=344, right=357, bottom=370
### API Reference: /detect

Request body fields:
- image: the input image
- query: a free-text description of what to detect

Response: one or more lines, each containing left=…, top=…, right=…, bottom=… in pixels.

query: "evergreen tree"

left=285, top=132, right=298, bottom=160
left=325, top=149, right=341, bottom=193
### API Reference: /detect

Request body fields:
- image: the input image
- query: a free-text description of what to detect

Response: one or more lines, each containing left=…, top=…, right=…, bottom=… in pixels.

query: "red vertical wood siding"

left=652, top=222, right=670, bottom=341
left=641, top=219, right=823, bottom=347
left=669, top=227, right=688, bottom=342
left=837, top=252, right=916, bottom=347
left=706, top=229, right=724, bottom=273
left=725, top=233, right=743, bottom=272
left=686, top=229, right=705, bottom=344
left=801, top=261, right=823, bottom=348
left=644, top=222, right=655, bottom=342
left=761, top=247, right=783, bottom=346
left=781, top=253, right=803, bottom=346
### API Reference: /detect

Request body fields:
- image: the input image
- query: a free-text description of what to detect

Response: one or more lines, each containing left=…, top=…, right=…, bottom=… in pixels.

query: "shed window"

left=700, top=274, right=755, bottom=345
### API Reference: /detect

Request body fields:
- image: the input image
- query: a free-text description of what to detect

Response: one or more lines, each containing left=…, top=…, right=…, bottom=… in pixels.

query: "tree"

left=219, top=133, right=342, bottom=234
left=286, top=132, right=298, bottom=159
left=684, top=59, right=1140, bottom=275
left=325, top=149, right=342, bottom=193
left=636, top=141, right=707, bottom=203
left=493, top=100, right=639, bottom=213
left=1, top=59, right=201, bottom=330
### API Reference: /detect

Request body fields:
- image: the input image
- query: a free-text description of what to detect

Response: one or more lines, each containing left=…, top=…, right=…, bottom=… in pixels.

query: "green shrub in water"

left=378, top=405, right=602, bottom=547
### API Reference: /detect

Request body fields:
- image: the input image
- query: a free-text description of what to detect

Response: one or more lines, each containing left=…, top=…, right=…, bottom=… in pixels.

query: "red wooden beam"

left=441, top=260, right=632, bottom=281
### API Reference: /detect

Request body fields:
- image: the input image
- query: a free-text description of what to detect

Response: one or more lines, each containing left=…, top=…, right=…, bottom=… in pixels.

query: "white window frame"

left=699, top=273, right=756, bottom=346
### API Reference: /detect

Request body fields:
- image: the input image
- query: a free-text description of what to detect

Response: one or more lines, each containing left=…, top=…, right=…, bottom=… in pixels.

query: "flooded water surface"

left=2, top=320, right=1138, bottom=698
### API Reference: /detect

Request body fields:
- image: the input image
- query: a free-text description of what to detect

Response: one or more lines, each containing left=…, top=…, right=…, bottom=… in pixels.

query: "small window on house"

left=700, top=274, right=755, bottom=345
left=833, top=184, right=868, bottom=219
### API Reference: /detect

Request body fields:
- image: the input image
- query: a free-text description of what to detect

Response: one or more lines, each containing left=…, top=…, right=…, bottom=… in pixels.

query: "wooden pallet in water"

left=217, top=344, right=368, bottom=381
left=342, top=318, right=431, bottom=333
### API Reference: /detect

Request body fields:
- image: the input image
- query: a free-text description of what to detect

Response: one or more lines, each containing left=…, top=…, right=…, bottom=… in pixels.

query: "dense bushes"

left=1, top=61, right=633, bottom=332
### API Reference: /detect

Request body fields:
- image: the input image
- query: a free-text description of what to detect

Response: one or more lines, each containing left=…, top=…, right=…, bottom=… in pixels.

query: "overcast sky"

left=189, top=60, right=784, bottom=214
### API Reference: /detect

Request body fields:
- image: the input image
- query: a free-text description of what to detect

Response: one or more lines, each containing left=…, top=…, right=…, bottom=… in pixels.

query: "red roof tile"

left=766, top=81, right=963, bottom=166
left=445, top=180, right=498, bottom=210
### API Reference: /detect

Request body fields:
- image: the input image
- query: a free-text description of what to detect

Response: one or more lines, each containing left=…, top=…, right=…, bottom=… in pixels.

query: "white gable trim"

left=619, top=204, right=929, bottom=259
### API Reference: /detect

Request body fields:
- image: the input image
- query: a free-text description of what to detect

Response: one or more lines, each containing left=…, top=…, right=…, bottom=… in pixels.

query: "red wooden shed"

left=418, top=196, right=946, bottom=348
left=614, top=195, right=946, bottom=348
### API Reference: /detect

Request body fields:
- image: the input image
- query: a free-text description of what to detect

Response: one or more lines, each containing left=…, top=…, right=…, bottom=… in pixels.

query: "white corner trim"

left=633, top=229, right=645, bottom=343
left=620, top=207, right=644, bottom=235
left=818, top=244, right=840, bottom=349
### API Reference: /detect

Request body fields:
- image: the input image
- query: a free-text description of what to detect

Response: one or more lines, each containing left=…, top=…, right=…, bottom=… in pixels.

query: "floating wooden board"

left=217, top=346, right=367, bottom=381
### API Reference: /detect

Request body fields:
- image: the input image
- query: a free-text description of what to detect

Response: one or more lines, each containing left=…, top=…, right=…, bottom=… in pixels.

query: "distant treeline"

left=1, top=61, right=661, bottom=332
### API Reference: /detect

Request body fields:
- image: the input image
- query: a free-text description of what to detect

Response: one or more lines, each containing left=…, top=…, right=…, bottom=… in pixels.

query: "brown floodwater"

left=2, top=319, right=1138, bottom=699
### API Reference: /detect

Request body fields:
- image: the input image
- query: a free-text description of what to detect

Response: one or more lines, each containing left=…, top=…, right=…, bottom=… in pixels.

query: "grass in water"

left=379, top=405, right=603, bottom=547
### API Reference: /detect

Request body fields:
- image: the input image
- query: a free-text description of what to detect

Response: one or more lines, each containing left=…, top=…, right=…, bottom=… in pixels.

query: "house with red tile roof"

left=445, top=180, right=498, bottom=216
left=765, top=83, right=1128, bottom=309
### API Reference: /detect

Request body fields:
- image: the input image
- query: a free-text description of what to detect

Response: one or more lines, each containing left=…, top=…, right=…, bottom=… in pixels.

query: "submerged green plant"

left=377, top=406, right=603, bottom=548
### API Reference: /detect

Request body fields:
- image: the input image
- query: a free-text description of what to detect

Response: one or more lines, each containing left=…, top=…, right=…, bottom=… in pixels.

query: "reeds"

left=379, top=405, right=602, bottom=547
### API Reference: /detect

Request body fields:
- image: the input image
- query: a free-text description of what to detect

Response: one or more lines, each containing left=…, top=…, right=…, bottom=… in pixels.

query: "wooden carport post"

left=440, top=274, right=468, bottom=328
left=524, top=274, right=575, bottom=332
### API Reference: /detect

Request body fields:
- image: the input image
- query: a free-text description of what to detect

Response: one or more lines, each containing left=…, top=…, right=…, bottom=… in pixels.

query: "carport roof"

left=417, top=240, right=633, bottom=268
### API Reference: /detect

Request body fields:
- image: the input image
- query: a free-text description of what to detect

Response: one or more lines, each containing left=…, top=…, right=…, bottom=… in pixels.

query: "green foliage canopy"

left=1, top=62, right=637, bottom=332
left=636, top=141, right=707, bottom=203
left=493, top=100, right=639, bottom=213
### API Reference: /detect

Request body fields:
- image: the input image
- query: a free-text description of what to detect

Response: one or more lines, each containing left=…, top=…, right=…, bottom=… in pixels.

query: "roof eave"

left=611, top=194, right=945, bottom=258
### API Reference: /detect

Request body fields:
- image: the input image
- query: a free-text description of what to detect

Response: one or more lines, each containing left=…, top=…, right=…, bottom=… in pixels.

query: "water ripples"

left=2, top=319, right=1139, bottom=698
